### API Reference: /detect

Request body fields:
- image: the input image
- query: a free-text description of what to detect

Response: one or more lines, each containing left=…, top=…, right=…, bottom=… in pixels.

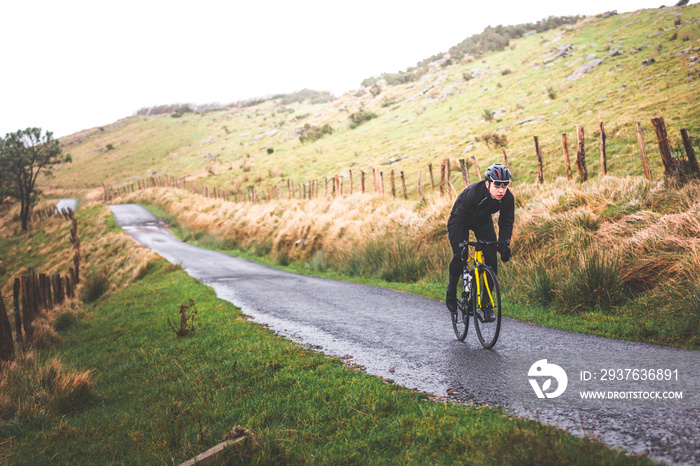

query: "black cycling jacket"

left=447, top=180, right=515, bottom=243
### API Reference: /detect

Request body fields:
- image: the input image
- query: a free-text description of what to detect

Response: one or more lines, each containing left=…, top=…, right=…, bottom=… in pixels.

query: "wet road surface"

left=109, top=204, right=699, bottom=465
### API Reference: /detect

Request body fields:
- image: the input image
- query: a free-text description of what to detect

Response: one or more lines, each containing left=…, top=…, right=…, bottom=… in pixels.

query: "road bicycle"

left=451, top=240, right=505, bottom=349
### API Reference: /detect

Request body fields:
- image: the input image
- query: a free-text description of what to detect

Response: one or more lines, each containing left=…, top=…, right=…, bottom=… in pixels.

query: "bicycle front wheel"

left=473, top=265, right=501, bottom=349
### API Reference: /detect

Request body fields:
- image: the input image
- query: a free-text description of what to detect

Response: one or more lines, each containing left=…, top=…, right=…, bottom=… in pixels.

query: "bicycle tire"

left=451, top=275, right=470, bottom=341
left=473, top=265, right=501, bottom=349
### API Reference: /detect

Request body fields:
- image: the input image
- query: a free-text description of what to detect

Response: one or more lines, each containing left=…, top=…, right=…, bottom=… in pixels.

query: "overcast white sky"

left=0, top=0, right=684, bottom=138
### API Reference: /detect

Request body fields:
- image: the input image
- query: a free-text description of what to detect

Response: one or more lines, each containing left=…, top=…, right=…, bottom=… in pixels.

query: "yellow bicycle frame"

left=472, top=250, right=495, bottom=309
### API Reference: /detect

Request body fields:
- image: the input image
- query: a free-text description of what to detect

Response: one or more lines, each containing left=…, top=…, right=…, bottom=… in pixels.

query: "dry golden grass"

left=123, top=187, right=455, bottom=274
left=0, top=352, right=95, bottom=419
left=112, top=175, right=700, bottom=346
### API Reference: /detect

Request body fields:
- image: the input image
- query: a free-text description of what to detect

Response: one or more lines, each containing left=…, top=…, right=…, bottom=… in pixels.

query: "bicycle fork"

left=473, top=252, right=495, bottom=310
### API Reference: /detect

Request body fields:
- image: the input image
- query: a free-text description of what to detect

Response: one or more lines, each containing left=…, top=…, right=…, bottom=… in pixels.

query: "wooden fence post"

left=446, top=159, right=454, bottom=195
left=349, top=170, right=353, bottom=195
left=39, top=274, right=48, bottom=311
left=599, top=122, right=608, bottom=176
left=46, top=273, right=54, bottom=310
left=576, top=126, right=588, bottom=181
left=459, top=159, right=470, bottom=187
left=428, top=164, right=435, bottom=191
left=400, top=171, right=407, bottom=200
left=418, top=171, right=423, bottom=197
left=0, top=291, right=14, bottom=362
left=390, top=170, right=396, bottom=198
left=636, top=122, right=653, bottom=181
left=651, top=117, right=676, bottom=175
left=66, top=276, right=73, bottom=299
left=534, top=136, right=544, bottom=184
left=471, top=156, right=482, bottom=180
left=29, top=269, right=40, bottom=319
left=380, top=172, right=384, bottom=194
left=12, top=279, right=23, bottom=355
left=440, top=160, right=446, bottom=196
left=502, top=147, right=508, bottom=166
left=361, top=171, right=365, bottom=194
left=20, top=276, right=33, bottom=342
left=562, top=133, right=573, bottom=181
left=51, top=274, right=60, bottom=305
left=680, top=128, right=700, bottom=177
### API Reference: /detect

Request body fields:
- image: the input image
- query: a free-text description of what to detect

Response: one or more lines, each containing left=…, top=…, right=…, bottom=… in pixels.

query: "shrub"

left=554, top=251, right=629, bottom=313
left=81, top=270, right=109, bottom=304
left=483, top=109, right=495, bottom=122
left=379, top=236, right=426, bottom=283
left=524, top=263, right=556, bottom=305
left=135, top=259, right=158, bottom=280
left=299, top=123, right=334, bottom=143
left=307, top=249, right=328, bottom=273
left=167, top=299, right=198, bottom=337
left=547, top=86, right=557, bottom=100
left=30, top=319, right=60, bottom=348
left=349, top=108, right=377, bottom=129
left=482, top=132, right=508, bottom=148
left=276, top=247, right=291, bottom=267
left=0, top=353, right=95, bottom=421
left=361, top=77, right=379, bottom=88
left=171, top=106, right=193, bottom=118
left=267, top=148, right=274, bottom=154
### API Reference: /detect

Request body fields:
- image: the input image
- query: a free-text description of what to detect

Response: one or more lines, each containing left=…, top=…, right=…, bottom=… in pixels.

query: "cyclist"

left=445, top=163, right=514, bottom=320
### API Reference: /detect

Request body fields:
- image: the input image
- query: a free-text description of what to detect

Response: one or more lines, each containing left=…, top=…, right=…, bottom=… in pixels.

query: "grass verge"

left=1, top=258, right=653, bottom=464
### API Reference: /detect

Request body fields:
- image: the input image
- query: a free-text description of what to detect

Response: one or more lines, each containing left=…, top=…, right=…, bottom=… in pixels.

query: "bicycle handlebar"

left=459, top=240, right=509, bottom=250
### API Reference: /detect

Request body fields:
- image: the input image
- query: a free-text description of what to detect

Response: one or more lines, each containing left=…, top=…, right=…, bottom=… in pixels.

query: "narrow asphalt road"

left=109, top=204, right=699, bottom=465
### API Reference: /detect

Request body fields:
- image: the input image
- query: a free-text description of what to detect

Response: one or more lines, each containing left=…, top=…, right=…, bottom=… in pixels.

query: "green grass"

left=0, top=258, right=654, bottom=464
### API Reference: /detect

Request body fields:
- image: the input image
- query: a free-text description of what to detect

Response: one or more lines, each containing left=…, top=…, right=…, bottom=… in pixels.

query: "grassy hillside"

left=49, top=5, right=700, bottom=195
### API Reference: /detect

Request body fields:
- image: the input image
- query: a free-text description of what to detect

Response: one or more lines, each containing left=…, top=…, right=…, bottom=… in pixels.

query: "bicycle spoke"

left=452, top=275, right=470, bottom=341
left=473, top=266, right=501, bottom=349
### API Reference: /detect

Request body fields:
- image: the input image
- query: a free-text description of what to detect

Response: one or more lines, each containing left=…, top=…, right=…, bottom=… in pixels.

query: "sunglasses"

left=491, top=180, right=511, bottom=188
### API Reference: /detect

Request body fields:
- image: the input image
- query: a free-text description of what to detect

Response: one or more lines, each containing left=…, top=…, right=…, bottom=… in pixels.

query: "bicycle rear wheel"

left=451, top=276, right=470, bottom=341
left=473, top=265, right=501, bottom=349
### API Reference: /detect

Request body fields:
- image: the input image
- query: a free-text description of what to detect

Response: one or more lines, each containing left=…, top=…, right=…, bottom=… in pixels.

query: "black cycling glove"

left=498, top=242, right=512, bottom=263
